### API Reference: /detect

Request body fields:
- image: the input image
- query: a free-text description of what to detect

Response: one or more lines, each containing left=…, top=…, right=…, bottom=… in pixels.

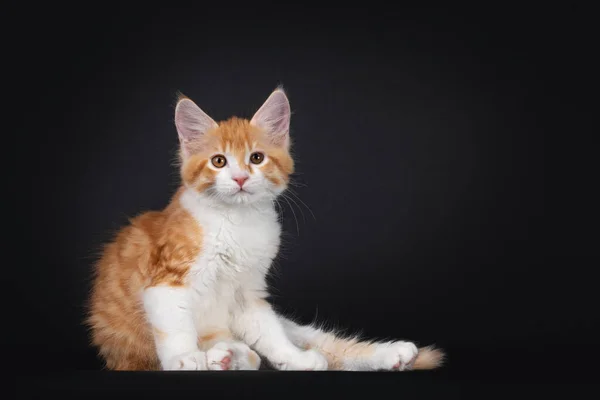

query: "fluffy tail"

left=412, top=345, right=446, bottom=370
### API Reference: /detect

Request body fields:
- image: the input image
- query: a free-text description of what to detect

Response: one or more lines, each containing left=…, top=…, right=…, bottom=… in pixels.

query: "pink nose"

left=233, top=176, right=248, bottom=188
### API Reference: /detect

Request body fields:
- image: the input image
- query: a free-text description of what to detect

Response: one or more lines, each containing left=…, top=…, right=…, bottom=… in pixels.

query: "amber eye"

left=250, top=152, right=265, bottom=165
left=211, top=155, right=227, bottom=168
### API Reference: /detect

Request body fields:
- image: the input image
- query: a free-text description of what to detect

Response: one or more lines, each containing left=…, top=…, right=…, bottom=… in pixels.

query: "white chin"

left=227, top=191, right=255, bottom=204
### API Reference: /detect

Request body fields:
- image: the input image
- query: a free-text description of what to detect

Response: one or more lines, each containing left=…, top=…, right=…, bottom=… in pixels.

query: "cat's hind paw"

left=372, top=341, right=419, bottom=371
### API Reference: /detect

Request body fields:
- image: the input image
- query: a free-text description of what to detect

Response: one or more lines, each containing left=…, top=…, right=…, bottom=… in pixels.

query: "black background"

left=16, top=3, right=596, bottom=396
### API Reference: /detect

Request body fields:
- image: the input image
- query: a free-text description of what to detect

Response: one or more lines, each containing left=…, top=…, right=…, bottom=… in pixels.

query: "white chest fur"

left=179, top=188, right=281, bottom=330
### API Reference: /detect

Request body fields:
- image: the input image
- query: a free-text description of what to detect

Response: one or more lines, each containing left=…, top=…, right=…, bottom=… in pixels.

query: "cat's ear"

left=250, top=88, right=291, bottom=148
left=175, top=95, right=218, bottom=158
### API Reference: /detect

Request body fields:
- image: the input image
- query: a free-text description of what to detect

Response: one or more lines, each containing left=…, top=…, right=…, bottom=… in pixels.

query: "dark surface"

left=14, top=3, right=596, bottom=396
left=15, top=371, right=596, bottom=399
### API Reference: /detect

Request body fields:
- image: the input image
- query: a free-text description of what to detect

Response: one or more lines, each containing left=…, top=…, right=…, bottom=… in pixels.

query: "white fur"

left=230, top=295, right=328, bottom=370
left=371, top=341, right=418, bottom=371
left=143, top=286, right=206, bottom=370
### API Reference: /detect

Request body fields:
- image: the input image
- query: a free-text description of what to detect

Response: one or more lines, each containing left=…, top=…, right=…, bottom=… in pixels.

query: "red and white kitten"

left=87, top=88, right=445, bottom=371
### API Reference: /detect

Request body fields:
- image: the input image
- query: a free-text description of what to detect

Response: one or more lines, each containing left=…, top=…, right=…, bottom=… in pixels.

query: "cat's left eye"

left=250, top=152, right=265, bottom=165
left=211, top=155, right=227, bottom=168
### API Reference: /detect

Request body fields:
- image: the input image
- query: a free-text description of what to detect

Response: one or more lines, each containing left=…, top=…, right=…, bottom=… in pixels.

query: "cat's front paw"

left=372, top=341, right=418, bottom=371
left=206, top=341, right=261, bottom=370
left=165, top=350, right=208, bottom=370
left=274, top=349, right=328, bottom=371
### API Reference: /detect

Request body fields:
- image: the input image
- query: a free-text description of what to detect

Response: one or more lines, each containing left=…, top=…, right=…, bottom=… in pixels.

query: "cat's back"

left=90, top=187, right=204, bottom=296
left=93, top=210, right=165, bottom=281
left=93, top=188, right=196, bottom=280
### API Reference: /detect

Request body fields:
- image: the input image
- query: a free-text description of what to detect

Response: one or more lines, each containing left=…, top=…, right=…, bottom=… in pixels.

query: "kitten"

left=86, top=88, right=445, bottom=371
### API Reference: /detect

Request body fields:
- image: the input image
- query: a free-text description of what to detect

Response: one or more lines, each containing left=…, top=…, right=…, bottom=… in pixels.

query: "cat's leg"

left=231, top=298, right=328, bottom=370
left=279, top=316, right=445, bottom=371
left=143, top=285, right=210, bottom=370
left=197, top=329, right=261, bottom=370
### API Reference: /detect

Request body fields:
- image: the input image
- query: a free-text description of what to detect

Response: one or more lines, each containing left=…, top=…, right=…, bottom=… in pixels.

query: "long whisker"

left=282, top=193, right=305, bottom=224
left=281, top=195, right=300, bottom=235
left=273, top=198, right=284, bottom=222
left=288, top=180, right=308, bottom=188
left=286, top=189, right=316, bottom=220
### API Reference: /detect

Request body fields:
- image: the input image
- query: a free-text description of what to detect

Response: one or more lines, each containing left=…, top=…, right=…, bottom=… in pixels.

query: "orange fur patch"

left=153, top=327, right=168, bottom=342
left=253, top=298, right=271, bottom=308
left=247, top=350, right=259, bottom=367
left=197, top=329, right=234, bottom=350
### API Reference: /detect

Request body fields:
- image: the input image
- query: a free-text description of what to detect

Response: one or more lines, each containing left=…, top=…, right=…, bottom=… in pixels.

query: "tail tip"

left=412, top=345, right=446, bottom=370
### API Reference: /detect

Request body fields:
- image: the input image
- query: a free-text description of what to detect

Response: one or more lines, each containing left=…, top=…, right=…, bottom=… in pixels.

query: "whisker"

left=288, top=180, right=308, bottom=188
left=273, top=198, right=284, bottom=221
left=281, top=195, right=300, bottom=235
left=286, top=189, right=316, bottom=221
left=282, top=193, right=305, bottom=224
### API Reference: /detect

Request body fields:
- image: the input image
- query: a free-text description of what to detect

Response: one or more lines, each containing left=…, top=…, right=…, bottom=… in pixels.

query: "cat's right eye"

left=211, top=155, right=227, bottom=168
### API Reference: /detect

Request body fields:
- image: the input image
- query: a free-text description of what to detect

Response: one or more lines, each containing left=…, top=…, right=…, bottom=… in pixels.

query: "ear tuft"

left=175, top=91, right=190, bottom=103
left=174, top=96, right=218, bottom=158
left=250, top=88, right=291, bottom=147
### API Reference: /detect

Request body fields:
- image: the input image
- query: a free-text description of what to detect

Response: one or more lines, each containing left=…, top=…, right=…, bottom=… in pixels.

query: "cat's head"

left=174, top=88, right=294, bottom=205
